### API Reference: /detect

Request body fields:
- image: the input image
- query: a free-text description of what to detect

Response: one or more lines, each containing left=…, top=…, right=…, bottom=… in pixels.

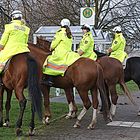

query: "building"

left=33, top=26, right=111, bottom=53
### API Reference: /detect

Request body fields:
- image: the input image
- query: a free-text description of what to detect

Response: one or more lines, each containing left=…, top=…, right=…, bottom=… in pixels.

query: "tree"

left=0, top=0, right=140, bottom=48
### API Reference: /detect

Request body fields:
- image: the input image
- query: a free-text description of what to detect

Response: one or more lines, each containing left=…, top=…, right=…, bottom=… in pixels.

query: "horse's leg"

left=41, top=85, right=51, bottom=124
left=136, top=83, right=140, bottom=116
left=0, top=87, right=4, bottom=127
left=3, top=89, right=12, bottom=127
left=109, top=85, right=118, bottom=120
left=29, top=102, right=35, bottom=136
left=64, top=88, right=78, bottom=119
left=73, top=89, right=91, bottom=128
left=87, top=87, right=98, bottom=129
left=15, top=88, right=27, bottom=136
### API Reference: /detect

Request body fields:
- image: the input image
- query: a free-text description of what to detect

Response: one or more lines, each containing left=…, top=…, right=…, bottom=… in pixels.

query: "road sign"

left=80, top=7, right=95, bottom=25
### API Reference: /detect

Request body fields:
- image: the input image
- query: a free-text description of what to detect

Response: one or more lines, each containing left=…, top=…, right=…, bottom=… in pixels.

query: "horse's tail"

left=120, top=80, right=135, bottom=105
left=27, top=55, right=42, bottom=120
left=96, top=63, right=109, bottom=120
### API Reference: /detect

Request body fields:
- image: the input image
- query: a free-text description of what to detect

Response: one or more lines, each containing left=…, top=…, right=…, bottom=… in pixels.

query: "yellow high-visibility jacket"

left=0, top=20, right=30, bottom=64
left=43, top=27, right=80, bottom=76
left=110, top=33, right=127, bottom=62
left=77, top=31, right=97, bottom=60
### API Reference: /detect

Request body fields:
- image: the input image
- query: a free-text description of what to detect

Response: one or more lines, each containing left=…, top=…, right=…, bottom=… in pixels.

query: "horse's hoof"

left=73, top=123, right=81, bottom=128
left=29, top=128, right=35, bottom=136
left=98, top=110, right=103, bottom=114
left=105, top=118, right=112, bottom=124
left=108, top=114, right=113, bottom=122
left=65, top=115, right=72, bottom=119
left=16, top=128, right=23, bottom=136
left=42, top=117, right=50, bottom=125
left=71, top=113, right=77, bottom=118
left=87, top=124, right=95, bottom=130
left=3, top=121, right=10, bottom=127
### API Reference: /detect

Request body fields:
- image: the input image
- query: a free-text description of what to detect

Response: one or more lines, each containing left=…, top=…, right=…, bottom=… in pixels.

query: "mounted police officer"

left=77, top=24, right=97, bottom=60
left=107, top=26, right=127, bottom=63
left=42, top=18, right=80, bottom=86
left=0, top=10, right=30, bottom=85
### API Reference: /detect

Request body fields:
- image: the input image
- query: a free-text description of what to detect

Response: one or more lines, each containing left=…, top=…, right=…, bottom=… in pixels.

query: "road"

left=33, top=92, right=140, bottom=140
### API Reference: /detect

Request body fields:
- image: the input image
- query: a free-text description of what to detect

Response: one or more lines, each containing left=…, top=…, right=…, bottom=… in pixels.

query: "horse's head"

left=36, top=37, right=51, bottom=52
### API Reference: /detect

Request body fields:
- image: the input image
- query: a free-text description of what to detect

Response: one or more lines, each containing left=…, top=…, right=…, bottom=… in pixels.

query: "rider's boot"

left=41, top=74, right=54, bottom=86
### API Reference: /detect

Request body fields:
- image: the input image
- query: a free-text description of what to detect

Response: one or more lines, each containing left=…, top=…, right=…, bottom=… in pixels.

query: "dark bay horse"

left=124, top=57, right=140, bottom=87
left=28, top=42, right=109, bottom=129
left=37, top=38, right=134, bottom=121
left=124, top=57, right=140, bottom=115
left=0, top=53, right=42, bottom=136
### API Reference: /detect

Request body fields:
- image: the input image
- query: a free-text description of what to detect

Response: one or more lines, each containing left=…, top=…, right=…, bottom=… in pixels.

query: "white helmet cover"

left=81, top=24, right=91, bottom=30
left=113, top=26, right=121, bottom=32
left=60, top=19, right=70, bottom=27
left=11, top=10, right=22, bottom=19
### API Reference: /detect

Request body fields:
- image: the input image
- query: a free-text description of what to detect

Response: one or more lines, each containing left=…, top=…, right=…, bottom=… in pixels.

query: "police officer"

left=107, top=26, right=127, bottom=63
left=42, top=18, right=80, bottom=86
left=77, top=24, right=97, bottom=60
left=0, top=10, right=30, bottom=84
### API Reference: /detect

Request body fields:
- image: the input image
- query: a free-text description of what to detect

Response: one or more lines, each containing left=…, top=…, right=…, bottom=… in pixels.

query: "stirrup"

left=0, top=83, right=3, bottom=86
left=41, top=80, right=53, bottom=86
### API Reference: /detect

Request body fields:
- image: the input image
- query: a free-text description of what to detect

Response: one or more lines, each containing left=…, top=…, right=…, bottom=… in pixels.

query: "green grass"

left=117, top=80, right=139, bottom=95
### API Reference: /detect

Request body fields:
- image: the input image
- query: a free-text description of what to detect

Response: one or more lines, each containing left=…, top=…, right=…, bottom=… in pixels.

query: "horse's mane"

left=36, top=37, right=51, bottom=52
left=28, top=42, right=51, bottom=55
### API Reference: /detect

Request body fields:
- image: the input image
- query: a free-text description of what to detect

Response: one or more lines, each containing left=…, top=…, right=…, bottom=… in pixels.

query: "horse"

left=28, top=42, right=110, bottom=129
left=36, top=38, right=134, bottom=121
left=124, top=57, right=140, bottom=87
left=0, top=53, right=42, bottom=136
left=124, top=57, right=140, bottom=115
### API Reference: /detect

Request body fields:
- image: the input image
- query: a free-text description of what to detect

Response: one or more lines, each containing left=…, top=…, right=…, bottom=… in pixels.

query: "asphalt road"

left=32, top=92, right=140, bottom=140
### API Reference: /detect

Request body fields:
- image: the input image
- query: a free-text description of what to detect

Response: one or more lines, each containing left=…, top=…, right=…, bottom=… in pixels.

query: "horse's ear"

left=37, top=36, right=43, bottom=44
left=39, top=36, right=44, bottom=40
left=36, top=37, right=40, bottom=44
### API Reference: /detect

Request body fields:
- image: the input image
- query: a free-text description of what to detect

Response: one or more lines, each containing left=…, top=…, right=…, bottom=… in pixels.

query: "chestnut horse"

left=37, top=38, right=134, bottom=121
left=29, top=42, right=109, bottom=129
left=0, top=53, right=42, bottom=136
left=1, top=42, right=109, bottom=130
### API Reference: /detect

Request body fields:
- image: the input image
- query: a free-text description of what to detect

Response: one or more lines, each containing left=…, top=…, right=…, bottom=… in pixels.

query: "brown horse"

left=96, top=56, right=134, bottom=118
left=36, top=38, right=134, bottom=121
left=28, top=42, right=109, bottom=129
left=0, top=53, right=42, bottom=136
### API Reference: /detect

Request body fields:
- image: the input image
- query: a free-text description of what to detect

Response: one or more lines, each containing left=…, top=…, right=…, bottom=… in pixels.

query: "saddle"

left=41, top=74, right=55, bottom=87
left=0, top=59, right=12, bottom=86
left=94, top=50, right=107, bottom=58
